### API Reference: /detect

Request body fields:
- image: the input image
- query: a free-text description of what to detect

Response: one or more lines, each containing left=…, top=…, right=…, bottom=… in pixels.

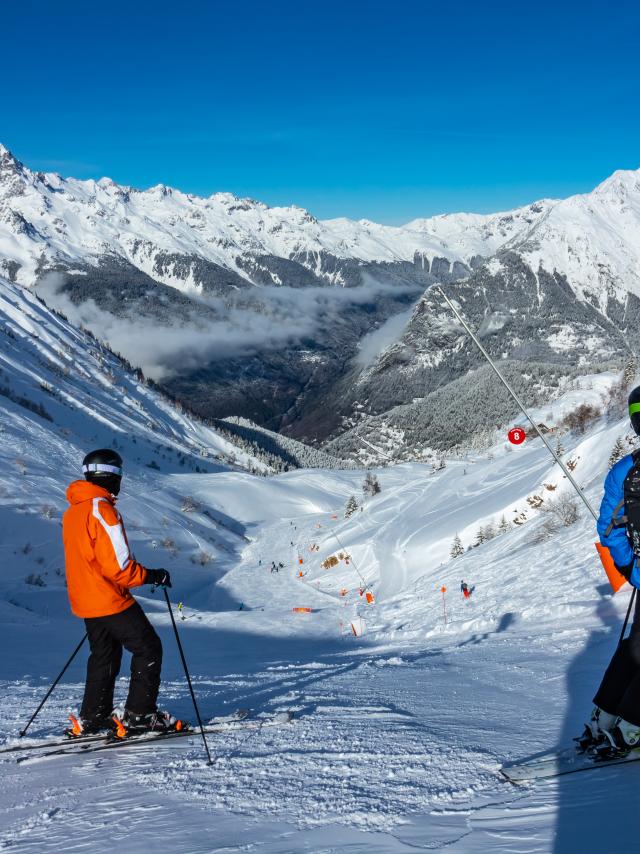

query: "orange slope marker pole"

left=441, top=586, right=447, bottom=626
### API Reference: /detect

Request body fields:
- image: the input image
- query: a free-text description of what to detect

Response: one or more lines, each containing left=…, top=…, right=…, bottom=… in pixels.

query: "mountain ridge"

left=0, top=142, right=560, bottom=287
left=2, top=142, right=640, bottom=453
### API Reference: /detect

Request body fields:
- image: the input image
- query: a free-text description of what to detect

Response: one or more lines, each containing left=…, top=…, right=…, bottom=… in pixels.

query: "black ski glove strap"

left=616, top=561, right=635, bottom=582
left=146, top=569, right=172, bottom=588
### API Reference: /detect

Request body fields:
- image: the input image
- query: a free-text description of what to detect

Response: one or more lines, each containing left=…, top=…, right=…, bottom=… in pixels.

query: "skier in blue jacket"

left=586, top=385, right=640, bottom=756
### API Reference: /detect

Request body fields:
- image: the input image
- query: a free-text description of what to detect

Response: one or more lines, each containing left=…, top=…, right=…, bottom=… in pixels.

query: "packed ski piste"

left=4, top=286, right=640, bottom=850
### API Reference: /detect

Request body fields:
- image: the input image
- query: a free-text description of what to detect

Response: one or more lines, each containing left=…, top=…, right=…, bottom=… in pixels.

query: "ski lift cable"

left=435, top=286, right=598, bottom=522
left=331, top=526, right=369, bottom=593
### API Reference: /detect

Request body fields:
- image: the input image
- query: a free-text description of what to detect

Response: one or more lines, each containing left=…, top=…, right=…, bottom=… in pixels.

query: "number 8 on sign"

left=508, top=427, right=526, bottom=445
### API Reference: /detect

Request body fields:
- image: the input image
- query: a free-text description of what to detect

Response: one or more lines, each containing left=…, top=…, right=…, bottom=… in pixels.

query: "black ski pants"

left=80, top=601, right=162, bottom=721
left=594, top=595, right=640, bottom=725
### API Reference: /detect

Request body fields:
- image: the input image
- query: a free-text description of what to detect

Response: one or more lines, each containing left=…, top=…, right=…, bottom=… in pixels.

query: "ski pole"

left=163, top=588, right=213, bottom=765
left=19, top=634, right=87, bottom=737
left=618, top=588, right=637, bottom=646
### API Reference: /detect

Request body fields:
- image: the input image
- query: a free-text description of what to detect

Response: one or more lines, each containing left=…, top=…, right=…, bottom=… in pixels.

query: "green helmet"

left=629, top=386, right=640, bottom=435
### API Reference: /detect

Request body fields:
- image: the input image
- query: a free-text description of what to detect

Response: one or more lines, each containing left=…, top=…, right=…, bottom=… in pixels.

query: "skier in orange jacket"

left=63, top=449, right=173, bottom=736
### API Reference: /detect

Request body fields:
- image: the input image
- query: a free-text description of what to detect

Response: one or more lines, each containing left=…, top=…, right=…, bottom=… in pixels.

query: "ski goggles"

left=83, top=463, right=123, bottom=476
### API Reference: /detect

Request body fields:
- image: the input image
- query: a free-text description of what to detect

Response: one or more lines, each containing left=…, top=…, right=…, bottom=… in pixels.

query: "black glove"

left=146, top=568, right=172, bottom=588
left=616, top=561, right=635, bottom=581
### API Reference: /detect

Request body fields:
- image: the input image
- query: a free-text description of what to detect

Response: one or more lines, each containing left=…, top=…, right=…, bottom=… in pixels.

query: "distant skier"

left=278, top=562, right=284, bottom=570
left=585, top=386, right=640, bottom=757
left=271, top=561, right=278, bottom=574
left=460, top=580, right=475, bottom=599
left=62, top=449, right=175, bottom=737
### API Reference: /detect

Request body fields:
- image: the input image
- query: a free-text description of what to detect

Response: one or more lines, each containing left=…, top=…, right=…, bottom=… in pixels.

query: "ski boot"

left=574, top=707, right=617, bottom=753
left=112, top=709, right=187, bottom=739
left=64, top=713, right=117, bottom=738
left=595, top=718, right=640, bottom=760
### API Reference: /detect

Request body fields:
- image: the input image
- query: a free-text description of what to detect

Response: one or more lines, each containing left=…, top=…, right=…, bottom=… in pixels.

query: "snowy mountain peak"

left=591, top=167, right=640, bottom=200
left=0, top=144, right=26, bottom=177
left=0, top=142, right=19, bottom=162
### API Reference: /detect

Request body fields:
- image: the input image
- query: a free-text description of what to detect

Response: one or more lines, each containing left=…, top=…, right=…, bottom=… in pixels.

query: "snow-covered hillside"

left=0, top=143, right=551, bottom=288
left=4, top=141, right=640, bottom=309
left=507, top=169, right=640, bottom=309
left=0, top=270, right=275, bottom=478
left=1, top=357, right=639, bottom=851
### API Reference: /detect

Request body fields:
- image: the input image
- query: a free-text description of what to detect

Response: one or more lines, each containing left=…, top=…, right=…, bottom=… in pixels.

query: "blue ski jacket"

left=598, top=453, right=640, bottom=588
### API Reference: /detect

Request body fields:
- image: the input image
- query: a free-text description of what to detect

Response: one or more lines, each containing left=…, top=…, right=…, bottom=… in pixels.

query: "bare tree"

left=562, top=404, right=600, bottom=435
left=540, top=492, right=580, bottom=527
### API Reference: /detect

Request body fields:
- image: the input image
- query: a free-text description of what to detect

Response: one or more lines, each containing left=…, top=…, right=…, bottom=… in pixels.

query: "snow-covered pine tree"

left=450, top=534, right=464, bottom=559
left=554, top=436, right=565, bottom=459
left=345, top=495, right=359, bottom=518
left=608, top=437, right=627, bottom=469
left=624, top=356, right=638, bottom=388
left=497, top=514, right=510, bottom=534
left=482, top=522, right=496, bottom=541
left=474, top=527, right=486, bottom=547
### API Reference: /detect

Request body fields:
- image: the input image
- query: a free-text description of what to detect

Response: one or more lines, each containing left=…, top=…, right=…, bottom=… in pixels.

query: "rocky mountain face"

left=1, top=143, right=639, bottom=453
left=325, top=255, right=634, bottom=461
left=322, top=171, right=640, bottom=457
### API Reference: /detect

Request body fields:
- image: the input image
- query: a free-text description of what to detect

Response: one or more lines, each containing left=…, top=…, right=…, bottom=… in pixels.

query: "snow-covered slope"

left=0, top=365, right=637, bottom=852
left=0, top=271, right=271, bottom=478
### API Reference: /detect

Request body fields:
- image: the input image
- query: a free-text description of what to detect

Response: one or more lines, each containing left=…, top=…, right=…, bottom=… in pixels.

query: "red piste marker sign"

left=508, top=426, right=526, bottom=445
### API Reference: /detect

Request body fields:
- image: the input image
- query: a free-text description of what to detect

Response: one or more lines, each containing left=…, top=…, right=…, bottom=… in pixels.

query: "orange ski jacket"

left=63, top=480, right=148, bottom=618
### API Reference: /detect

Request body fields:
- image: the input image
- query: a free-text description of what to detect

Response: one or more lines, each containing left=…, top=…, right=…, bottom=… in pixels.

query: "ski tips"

left=112, top=715, right=127, bottom=739
left=68, top=714, right=83, bottom=737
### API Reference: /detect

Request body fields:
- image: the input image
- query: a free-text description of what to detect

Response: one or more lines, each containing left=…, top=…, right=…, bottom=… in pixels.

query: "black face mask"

left=86, top=474, right=122, bottom=496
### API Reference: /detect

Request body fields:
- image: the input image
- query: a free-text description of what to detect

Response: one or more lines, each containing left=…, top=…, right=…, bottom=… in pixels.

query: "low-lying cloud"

left=35, top=271, right=421, bottom=381
left=354, top=307, right=414, bottom=367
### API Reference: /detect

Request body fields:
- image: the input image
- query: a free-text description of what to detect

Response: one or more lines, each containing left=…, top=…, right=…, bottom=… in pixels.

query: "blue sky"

left=2, top=0, right=639, bottom=222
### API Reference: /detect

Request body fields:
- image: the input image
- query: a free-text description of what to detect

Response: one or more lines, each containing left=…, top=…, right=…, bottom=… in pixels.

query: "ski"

left=0, top=709, right=250, bottom=757
left=501, top=744, right=640, bottom=783
left=16, top=711, right=293, bottom=764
